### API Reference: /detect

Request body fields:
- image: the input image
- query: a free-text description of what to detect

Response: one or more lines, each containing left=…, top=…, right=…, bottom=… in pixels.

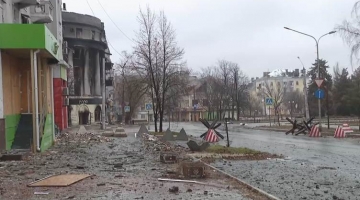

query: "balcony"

left=13, top=0, right=40, bottom=9
left=105, top=62, right=113, bottom=70
left=30, top=0, right=53, bottom=23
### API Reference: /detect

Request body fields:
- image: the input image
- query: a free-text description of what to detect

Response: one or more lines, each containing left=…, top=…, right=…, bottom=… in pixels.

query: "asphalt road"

left=155, top=122, right=360, bottom=200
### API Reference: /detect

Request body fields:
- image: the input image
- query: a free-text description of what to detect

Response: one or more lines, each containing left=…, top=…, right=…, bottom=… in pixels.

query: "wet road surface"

left=159, top=122, right=360, bottom=200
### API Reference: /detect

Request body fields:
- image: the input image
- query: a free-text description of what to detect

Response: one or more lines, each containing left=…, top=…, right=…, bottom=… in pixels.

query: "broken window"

left=76, top=28, right=82, bottom=38
left=92, top=30, right=95, bottom=40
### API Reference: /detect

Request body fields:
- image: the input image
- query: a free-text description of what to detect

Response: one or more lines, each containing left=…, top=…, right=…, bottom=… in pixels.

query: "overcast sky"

left=63, top=0, right=356, bottom=78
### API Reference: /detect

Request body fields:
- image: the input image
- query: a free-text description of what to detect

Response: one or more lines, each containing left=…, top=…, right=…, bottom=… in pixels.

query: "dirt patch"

left=206, top=145, right=262, bottom=154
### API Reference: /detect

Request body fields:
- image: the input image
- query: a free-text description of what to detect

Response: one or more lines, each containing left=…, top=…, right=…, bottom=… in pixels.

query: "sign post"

left=314, top=89, right=325, bottom=99
left=145, top=103, right=153, bottom=130
left=265, top=97, right=273, bottom=126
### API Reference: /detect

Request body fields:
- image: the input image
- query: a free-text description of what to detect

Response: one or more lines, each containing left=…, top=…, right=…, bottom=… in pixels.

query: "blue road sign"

left=145, top=103, right=153, bottom=111
left=315, top=89, right=325, bottom=99
left=265, top=97, right=273, bottom=105
left=124, top=106, right=130, bottom=112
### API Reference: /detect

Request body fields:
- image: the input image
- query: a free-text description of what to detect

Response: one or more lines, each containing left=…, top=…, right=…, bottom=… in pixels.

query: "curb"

left=190, top=155, right=281, bottom=200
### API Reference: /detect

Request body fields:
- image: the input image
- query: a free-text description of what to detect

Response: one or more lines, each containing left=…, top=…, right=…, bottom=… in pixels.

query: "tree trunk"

left=154, top=114, right=158, bottom=132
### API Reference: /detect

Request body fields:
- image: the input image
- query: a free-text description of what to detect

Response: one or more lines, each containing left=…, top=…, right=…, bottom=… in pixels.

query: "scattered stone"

left=0, top=154, right=23, bottom=161
left=114, top=163, right=123, bottom=168
left=187, top=188, right=192, bottom=192
left=316, top=185, right=320, bottom=189
left=67, top=195, right=75, bottom=199
left=204, top=191, right=208, bottom=195
left=97, top=183, right=106, bottom=186
left=169, top=186, right=179, bottom=193
left=76, top=166, right=85, bottom=169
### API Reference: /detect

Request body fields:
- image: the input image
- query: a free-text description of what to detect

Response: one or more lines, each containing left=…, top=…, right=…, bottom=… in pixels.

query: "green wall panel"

left=0, top=24, right=46, bottom=49
left=44, top=26, right=61, bottom=59
left=0, top=24, right=61, bottom=61
left=5, top=114, right=21, bottom=150
left=60, top=66, right=67, bottom=81
left=40, top=114, right=54, bottom=152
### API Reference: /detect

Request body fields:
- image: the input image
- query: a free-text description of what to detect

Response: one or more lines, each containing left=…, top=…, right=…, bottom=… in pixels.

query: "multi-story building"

left=0, top=0, right=68, bottom=152
left=250, top=69, right=309, bottom=116
left=62, top=11, right=113, bottom=126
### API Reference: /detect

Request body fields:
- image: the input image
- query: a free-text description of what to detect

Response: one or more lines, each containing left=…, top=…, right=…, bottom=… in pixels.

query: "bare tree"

left=261, top=79, right=286, bottom=125
left=336, top=1, right=360, bottom=66
left=114, top=51, right=148, bottom=124
left=133, top=6, right=187, bottom=132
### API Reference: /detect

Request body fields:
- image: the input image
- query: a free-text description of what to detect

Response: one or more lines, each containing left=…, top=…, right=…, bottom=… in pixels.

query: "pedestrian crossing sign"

left=145, top=103, right=153, bottom=111
left=265, top=97, right=273, bottom=105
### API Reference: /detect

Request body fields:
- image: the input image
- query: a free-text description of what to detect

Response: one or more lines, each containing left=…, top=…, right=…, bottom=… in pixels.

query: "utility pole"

left=122, top=64, right=125, bottom=124
left=101, top=57, right=106, bottom=130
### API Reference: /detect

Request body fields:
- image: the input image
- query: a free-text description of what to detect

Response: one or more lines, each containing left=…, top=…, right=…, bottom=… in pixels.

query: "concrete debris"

left=177, top=128, right=188, bottom=141
left=58, top=131, right=113, bottom=143
left=113, top=133, right=127, bottom=137
left=168, top=186, right=179, bottom=193
left=77, top=126, right=87, bottom=134
left=162, top=128, right=175, bottom=141
left=102, top=131, right=114, bottom=137
left=187, top=140, right=209, bottom=152
left=137, top=125, right=149, bottom=138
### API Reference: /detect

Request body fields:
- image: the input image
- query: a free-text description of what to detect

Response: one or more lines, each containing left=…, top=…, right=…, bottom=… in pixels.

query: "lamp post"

left=297, top=56, right=310, bottom=120
left=284, top=27, right=336, bottom=130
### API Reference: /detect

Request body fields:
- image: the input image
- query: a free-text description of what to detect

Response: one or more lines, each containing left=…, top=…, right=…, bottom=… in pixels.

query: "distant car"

left=225, top=121, right=233, bottom=124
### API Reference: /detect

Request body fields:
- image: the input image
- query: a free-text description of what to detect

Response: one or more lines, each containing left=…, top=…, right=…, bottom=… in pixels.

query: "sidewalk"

left=0, top=125, right=254, bottom=200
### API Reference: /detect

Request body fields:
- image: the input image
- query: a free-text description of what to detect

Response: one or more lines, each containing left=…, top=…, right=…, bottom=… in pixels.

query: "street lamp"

left=297, top=56, right=310, bottom=120
left=284, top=27, right=336, bottom=130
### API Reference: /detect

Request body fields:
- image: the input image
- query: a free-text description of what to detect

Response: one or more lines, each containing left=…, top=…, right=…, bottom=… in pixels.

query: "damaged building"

left=62, top=11, right=113, bottom=126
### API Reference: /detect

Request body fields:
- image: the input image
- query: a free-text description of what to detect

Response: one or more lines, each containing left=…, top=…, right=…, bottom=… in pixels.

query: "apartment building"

left=250, top=68, right=309, bottom=116
left=62, top=11, right=113, bottom=126
left=0, top=0, right=68, bottom=152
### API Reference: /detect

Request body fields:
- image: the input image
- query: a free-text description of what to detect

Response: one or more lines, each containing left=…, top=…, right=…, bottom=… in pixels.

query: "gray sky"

left=63, top=0, right=356, bottom=78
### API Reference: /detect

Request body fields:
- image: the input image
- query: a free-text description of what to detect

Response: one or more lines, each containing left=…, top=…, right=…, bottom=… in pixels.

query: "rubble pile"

left=142, top=133, right=188, bottom=154
left=56, top=132, right=113, bottom=144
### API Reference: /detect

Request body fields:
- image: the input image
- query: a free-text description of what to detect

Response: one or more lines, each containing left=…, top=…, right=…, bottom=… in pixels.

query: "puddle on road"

left=267, top=156, right=292, bottom=161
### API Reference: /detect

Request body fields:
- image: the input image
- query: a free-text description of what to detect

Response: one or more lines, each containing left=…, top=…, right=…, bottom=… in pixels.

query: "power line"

left=96, top=0, right=134, bottom=42
left=85, top=0, right=95, bottom=16
left=85, top=0, right=122, bottom=57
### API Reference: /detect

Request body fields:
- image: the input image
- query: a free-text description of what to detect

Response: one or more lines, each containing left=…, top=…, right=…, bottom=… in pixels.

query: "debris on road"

left=168, top=186, right=179, bottom=193
left=28, top=174, right=93, bottom=187
left=34, top=191, right=49, bottom=195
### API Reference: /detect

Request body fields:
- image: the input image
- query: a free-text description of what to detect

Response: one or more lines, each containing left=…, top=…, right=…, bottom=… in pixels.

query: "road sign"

left=315, top=78, right=324, bottom=88
left=265, top=97, right=273, bottom=105
left=315, top=89, right=325, bottom=99
left=193, top=104, right=198, bottom=110
left=145, top=103, right=152, bottom=111
left=124, top=106, right=130, bottom=112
